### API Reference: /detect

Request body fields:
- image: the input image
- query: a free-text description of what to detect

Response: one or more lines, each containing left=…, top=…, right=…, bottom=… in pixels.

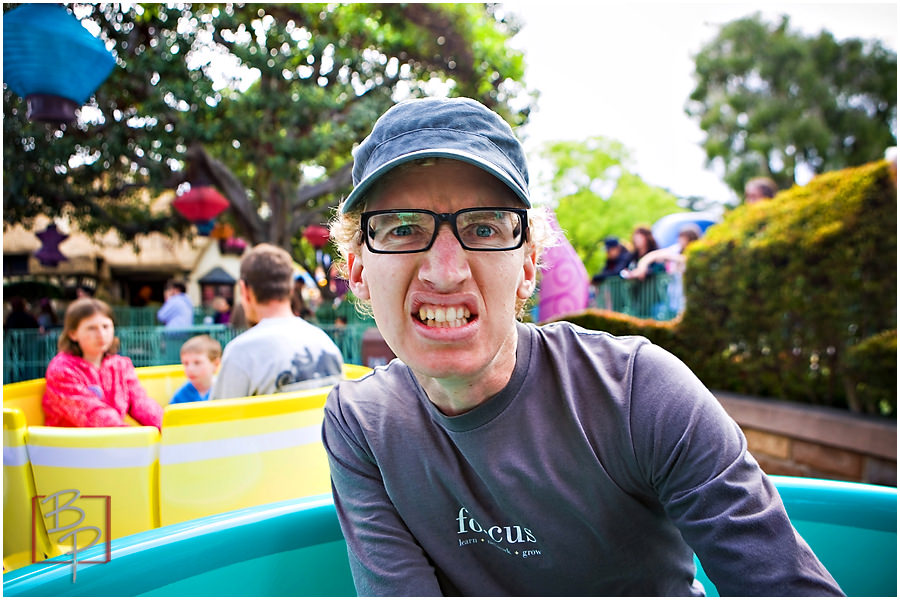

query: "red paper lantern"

left=172, top=186, right=229, bottom=222
left=303, top=224, right=331, bottom=249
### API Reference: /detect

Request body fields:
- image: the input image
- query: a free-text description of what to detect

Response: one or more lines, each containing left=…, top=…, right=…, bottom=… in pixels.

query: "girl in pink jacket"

left=42, top=298, right=162, bottom=429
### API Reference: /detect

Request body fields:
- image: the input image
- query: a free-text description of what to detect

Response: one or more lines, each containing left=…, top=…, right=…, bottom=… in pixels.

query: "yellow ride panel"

left=3, top=409, right=53, bottom=571
left=3, top=362, right=372, bottom=571
left=26, top=425, right=161, bottom=560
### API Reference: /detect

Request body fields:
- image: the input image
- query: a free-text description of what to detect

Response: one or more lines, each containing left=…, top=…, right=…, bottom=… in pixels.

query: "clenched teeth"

left=417, top=305, right=472, bottom=328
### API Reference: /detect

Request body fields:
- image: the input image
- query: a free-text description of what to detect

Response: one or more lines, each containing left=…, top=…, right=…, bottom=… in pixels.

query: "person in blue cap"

left=591, top=235, right=634, bottom=284
left=323, top=97, right=841, bottom=596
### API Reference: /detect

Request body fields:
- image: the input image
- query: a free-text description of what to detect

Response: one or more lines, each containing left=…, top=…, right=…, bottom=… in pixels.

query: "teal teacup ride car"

left=4, top=476, right=896, bottom=596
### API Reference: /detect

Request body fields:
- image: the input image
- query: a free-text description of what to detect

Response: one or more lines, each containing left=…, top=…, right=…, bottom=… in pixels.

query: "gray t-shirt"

left=322, top=321, right=842, bottom=596
left=211, top=316, right=343, bottom=399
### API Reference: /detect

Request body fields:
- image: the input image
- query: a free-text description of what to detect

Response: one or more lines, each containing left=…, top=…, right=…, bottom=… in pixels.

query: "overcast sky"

left=505, top=1, right=898, bottom=207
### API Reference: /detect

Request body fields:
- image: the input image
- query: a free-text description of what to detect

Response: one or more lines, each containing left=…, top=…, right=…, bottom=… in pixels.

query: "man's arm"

left=156, top=297, right=174, bottom=324
left=629, top=247, right=683, bottom=279
left=322, top=391, right=444, bottom=596
left=630, top=343, right=843, bottom=596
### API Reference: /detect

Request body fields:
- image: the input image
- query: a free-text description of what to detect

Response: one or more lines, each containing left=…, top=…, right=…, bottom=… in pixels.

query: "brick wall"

left=714, top=391, right=897, bottom=486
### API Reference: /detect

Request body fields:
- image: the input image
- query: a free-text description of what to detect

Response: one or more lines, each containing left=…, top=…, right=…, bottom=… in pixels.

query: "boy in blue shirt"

left=170, top=335, right=221, bottom=404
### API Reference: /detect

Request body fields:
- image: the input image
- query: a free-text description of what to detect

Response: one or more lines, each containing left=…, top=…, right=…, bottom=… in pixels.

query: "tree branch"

left=186, top=143, right=266, bottom=243
left=288, top=162, right=353, bottom=232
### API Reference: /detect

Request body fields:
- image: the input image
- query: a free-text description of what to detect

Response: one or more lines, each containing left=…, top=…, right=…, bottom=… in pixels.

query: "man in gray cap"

left=323, top=97, right=841, bottom=596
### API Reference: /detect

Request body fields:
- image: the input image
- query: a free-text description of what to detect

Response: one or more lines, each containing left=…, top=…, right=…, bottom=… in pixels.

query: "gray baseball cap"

left=341, top=96, right=530, bottom=214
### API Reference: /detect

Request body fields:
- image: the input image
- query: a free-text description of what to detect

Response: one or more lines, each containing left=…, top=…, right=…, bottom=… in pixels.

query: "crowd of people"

left=5, top=292, right=101, bottom=337
left=591, top=223, right=702, bottom=317
left=590, top=175, right=776, bottom=317
left=3, top=292, right=79, bottom=335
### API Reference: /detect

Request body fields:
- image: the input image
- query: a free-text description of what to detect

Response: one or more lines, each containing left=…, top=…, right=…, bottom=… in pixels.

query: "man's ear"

left=238, top=279, right=251, bottom=305
left=517, top=247, right=538, bottom=300
left=347, top=253, right=370, bottom=300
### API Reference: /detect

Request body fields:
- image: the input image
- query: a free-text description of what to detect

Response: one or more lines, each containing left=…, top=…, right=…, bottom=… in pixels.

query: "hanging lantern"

left=303, top=225, right=331, bottom=249
left=172, top=186, right=230, bottom=226
left=219, top=236, right=248, bottom=256
left=304, top=224, right=332, bottom=283
left=209, top=222, right=236, bottom=240
left=34, top=224, right=69, bottom=267
left=3, top=4, right=116, bottom=123
left=195, top=219, right=217, bottom=236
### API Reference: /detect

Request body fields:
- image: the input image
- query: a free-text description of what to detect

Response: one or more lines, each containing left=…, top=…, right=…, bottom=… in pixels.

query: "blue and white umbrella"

left=652, top=211, right=720, bottom=248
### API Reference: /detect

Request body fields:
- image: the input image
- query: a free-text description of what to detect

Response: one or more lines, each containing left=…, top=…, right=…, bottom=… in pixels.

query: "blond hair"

left=179, top=335, right=222, bottom=362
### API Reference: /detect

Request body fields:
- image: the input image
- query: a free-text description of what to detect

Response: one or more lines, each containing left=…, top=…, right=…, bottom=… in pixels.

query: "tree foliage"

left=544, top=137, right=682, bottom=276
left=685, top=13, right=897, bottom=196
left=3, top=3, right=532, bottom=274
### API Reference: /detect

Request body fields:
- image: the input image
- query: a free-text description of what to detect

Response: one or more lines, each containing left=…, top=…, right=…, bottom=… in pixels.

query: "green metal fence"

left=592, top=273, right=681, bottom=321
left=2, top=323, right=369, bottom=384
left=110, top=306, right=215, bottom=327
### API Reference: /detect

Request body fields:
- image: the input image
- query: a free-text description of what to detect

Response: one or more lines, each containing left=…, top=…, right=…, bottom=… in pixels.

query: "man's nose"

left=417, top=225, right=471, bottom=290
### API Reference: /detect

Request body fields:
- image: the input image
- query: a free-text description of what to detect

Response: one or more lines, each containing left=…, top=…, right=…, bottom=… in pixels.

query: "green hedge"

left=561, top=160, right=897, bottom=417
left=843, top=329, right=897, bottom=416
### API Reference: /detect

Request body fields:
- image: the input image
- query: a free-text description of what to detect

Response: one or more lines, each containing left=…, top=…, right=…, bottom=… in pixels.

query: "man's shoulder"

left=530, top=321, right=655, bottom=381
left=233, top=316, right=324, bottom=340
left=224, top=316, right=339, bottom=355
left=220, top=325, right=260, bottom=354
left=328, top=360, right=412, bottom=412
left=534, top=320, right=649, bottom=352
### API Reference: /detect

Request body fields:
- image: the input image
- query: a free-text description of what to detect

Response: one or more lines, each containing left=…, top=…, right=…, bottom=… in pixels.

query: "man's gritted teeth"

left=416, top=305, right=473, bottom=328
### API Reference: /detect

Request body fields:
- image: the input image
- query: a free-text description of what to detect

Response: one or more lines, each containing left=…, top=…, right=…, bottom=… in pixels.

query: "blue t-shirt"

left=170, top=381, right=210, bottom=405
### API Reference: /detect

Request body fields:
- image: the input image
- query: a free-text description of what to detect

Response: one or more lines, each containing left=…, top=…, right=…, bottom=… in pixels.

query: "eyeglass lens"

left=365, top=209, right=524, bottom=253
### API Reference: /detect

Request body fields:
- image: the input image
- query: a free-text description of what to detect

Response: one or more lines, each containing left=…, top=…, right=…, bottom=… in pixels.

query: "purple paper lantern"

left=34, top=224, right=69, bottom=267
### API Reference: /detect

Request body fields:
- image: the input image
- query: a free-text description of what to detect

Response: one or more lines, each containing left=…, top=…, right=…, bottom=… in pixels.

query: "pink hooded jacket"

left=42, top=353, right=163, bottom=429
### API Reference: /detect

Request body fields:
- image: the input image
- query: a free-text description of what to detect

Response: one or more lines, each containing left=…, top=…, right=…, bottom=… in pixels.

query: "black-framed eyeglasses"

left=361, top=207, right=528, bottom=254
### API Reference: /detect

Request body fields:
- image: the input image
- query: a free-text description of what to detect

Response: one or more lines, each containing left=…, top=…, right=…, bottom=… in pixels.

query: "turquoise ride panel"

left=4, top=477, right=896, bottom=597
left=3, top=495, right=354, bottom=597
left=143, top=542, right=355, bottom=597
left=695, top=476, right=897, bottom=597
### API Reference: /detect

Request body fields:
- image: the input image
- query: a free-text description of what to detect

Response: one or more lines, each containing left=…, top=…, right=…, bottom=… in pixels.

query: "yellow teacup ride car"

left=3, top=363, right=370, bottom=572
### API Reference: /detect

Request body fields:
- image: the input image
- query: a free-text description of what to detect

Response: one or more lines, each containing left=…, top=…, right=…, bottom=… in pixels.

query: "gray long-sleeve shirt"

left=322, top=321, right=842, bottom=596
